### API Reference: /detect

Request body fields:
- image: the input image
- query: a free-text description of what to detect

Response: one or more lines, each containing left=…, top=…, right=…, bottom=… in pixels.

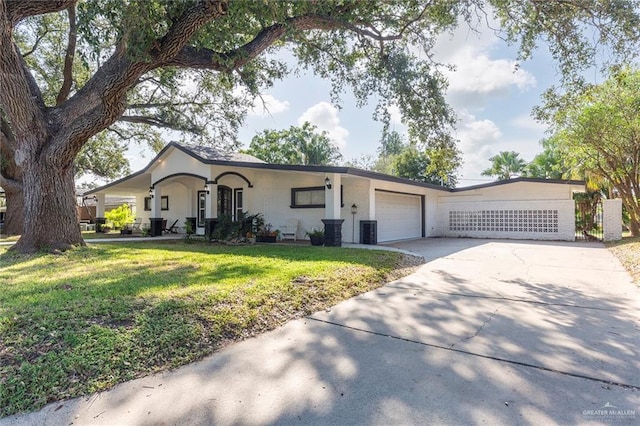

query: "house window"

left=144, top=195, right=169, bottom=211
left=290, top=186, right=344, bottom=208
left=234, top=189, right=243, bottom=220
left=197, top=191, right=206, bottom=227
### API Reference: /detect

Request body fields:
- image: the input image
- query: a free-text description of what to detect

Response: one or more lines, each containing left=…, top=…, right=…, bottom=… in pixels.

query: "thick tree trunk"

left=12, top=159, right=84, bottom=253
left=3, top=188, right=23, bottom=235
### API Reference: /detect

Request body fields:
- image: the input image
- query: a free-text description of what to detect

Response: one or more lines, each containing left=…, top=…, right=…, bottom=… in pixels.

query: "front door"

left=218, top=186, right=232, bottom=217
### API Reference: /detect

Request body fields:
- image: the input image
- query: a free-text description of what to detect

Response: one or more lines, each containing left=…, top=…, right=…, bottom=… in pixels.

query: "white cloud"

left=248, top=94, right=290, bottom=117
left=298, top=102, right=349, bottom=149
left=435, top=19, right=536, bottom=109
left=455, top=112, right=502, bottom=182
left=446, top=54, right=536, bottom=95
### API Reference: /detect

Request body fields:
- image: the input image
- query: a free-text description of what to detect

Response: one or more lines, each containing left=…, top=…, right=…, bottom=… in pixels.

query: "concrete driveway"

left=3, top=238, right=639, bottom=425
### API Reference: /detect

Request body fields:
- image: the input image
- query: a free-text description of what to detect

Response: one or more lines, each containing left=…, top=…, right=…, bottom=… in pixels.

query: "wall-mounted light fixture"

left=149, top=186, right=154, bottom=198
left=204, top=183, right=210, bottom=195
left=324, top=177, right=332, bottom=189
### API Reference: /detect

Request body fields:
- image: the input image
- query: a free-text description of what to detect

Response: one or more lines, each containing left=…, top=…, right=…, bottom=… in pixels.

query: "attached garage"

left=375, top=190, right=423, bottom=242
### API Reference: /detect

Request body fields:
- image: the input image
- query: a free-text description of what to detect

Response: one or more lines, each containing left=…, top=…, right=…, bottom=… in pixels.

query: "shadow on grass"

left=4, top=239, right=638, bottom=424
left=0, top=240, right=407, bottom=417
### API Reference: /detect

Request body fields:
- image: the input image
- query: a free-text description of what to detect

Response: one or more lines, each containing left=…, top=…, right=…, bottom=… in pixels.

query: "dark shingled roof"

left=177, top=143, right=266, bottom=164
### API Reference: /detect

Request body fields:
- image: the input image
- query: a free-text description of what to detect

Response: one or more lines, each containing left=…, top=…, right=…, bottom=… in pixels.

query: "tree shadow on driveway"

left=4, top=239, right=639, bottom=425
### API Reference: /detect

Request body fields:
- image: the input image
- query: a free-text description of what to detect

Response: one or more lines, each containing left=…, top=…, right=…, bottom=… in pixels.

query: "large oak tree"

left=1, top=0, right=638, bottom=253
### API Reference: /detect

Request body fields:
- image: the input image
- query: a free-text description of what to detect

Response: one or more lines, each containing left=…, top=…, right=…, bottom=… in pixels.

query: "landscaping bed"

left=606, top=235, right=640, bottom=286
left=0, top=241, right=422, bottom=417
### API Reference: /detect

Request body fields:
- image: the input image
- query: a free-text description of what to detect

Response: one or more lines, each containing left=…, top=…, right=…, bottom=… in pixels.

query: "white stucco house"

left=85, top=142, right=587, bottom=245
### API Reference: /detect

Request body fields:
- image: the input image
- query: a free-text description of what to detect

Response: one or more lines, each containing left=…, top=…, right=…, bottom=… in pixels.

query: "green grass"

left=607, top=235, right=640, bottom=286
left=0, top=241, right=420, bottom=417
left=0, top=231, right=144, bottom=243
left=0, top=234, right=20, bottom=242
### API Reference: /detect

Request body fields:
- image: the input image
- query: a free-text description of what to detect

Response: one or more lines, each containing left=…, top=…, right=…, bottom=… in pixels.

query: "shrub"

left=104, top=204, right=134, bottom=230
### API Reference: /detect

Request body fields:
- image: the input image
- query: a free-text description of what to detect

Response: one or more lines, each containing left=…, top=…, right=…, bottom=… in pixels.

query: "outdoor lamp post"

left=351, top=203, right=358, bottom=243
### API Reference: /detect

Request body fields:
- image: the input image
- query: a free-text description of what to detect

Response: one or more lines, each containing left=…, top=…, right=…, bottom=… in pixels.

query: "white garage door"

left=375, top=191, right=422, bottom=242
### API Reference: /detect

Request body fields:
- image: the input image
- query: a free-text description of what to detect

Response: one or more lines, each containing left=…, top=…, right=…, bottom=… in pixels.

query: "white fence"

left=436, top=199, right=576, bottom=241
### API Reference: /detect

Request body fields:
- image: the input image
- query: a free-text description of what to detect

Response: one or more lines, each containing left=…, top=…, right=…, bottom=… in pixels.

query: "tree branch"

left=6, top=0, right=74, bottom=24
left=119, top=115, right=188, bottom=131
left=0, top=116, right=22, bottom=192
left=21, top=26, right=51, bottom=58
left=0, top=110, right=16, bottom=150
left=152, top=0, right=228, bottom=62
left=0, top=3, right=46, bottom=139
left=57, top=0, right=229, bottom=155
left=56, top=2, right=76, bottom=106
left=106, top=127, right=151, bottom=141
left=165, top=14, right=347, bottom=70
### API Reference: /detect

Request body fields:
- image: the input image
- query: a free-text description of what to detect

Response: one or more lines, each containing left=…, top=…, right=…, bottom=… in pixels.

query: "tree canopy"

left=1, top=0, right=639, bottom=252
left=524, top=137, right=575, bottom=180
left=482, top=151, right=527, bottom=180
left=245, top=122, right=342, bottom=166
left=538, top=67, right=640, bottom=236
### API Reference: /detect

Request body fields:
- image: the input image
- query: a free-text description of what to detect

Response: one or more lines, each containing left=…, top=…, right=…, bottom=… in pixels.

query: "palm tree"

left=482, top=151, right=527, bottom=180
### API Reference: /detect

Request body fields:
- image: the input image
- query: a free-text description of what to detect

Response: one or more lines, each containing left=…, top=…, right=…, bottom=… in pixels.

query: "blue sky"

left=235, top=22, right=560, bottom=186
left=126, top=20, right=582, bottom=188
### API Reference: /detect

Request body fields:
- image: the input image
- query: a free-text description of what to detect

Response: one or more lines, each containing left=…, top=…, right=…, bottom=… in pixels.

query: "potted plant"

left=256, top=223, right=279, bottom=243
left=183, top=219, right=194, bottom=240
left=306, top=228, right=324, bottom=246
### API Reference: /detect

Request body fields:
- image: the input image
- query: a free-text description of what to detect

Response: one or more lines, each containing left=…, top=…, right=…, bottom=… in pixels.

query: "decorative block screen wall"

left=437, top=200, right=575, bottom=241
left=448, top=209, right=559, bottom=233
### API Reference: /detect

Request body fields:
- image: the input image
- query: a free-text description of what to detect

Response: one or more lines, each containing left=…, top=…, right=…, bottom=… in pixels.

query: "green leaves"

left=245, top=122, right=342, bottom=165
left=482, top=151, right=527, bottom=180
left=488, top=0, right=640, bottom=85
left=540, top=67, right=640, bottom=235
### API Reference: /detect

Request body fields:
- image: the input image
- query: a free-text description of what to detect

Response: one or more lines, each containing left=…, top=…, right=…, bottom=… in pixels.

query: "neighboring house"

left=85, top=142, right=587, bottom=245
left=76, top=189, right=136, bottom=223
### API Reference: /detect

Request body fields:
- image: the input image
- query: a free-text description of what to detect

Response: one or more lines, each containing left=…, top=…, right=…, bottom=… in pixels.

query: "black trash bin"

left=359, top=220, right=377, bottom=245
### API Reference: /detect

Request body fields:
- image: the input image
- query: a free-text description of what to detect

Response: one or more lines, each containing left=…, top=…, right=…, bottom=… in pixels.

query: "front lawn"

left=0, top=241, right=421, bottom=417
left=0, top=231, right=145, bottom=243
left=607, top=236, right=640, bottom=285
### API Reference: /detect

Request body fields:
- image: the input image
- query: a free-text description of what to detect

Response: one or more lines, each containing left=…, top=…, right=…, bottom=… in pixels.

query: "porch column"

left=358, top=184, right=378, bottom=245
left=149, top=186, right=163, bottom=237
left=368, top=184, right=376, bottom=219
left=323, top=173, right=344, bottom=247
left=603, top=199, right=623, bottom=242
left=95, top=193, right=106, bottom=233
left=204, top=183, right=218, bottom=240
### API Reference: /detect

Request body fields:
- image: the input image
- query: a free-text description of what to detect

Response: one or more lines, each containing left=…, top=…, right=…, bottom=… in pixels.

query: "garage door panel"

left=375, top=191, right=421, bottom=242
